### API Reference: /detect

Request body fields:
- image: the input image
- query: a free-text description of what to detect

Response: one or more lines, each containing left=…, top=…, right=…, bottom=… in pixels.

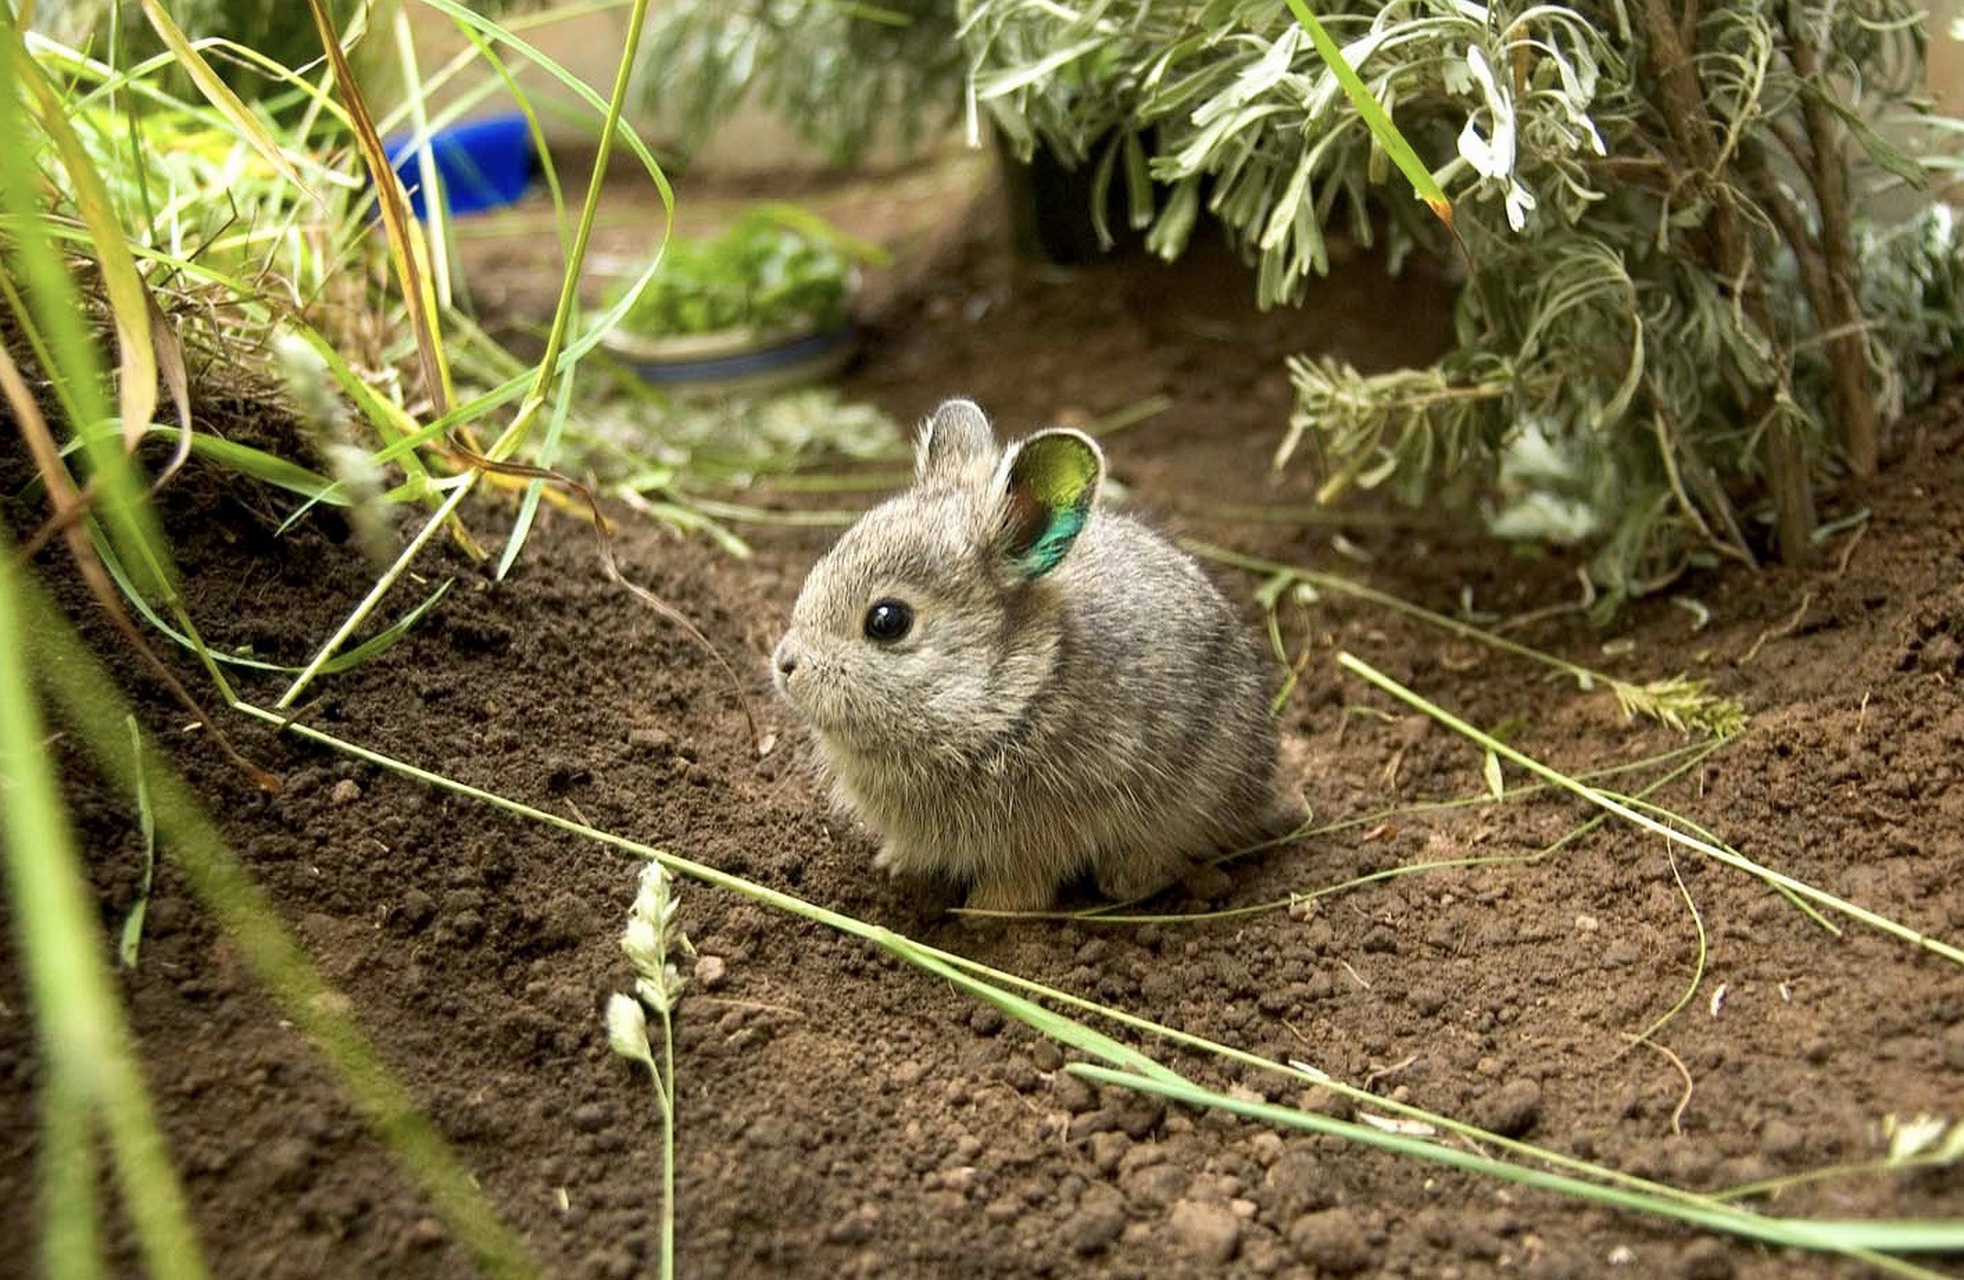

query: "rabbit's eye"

left=863, top=598, right=914, bottom=643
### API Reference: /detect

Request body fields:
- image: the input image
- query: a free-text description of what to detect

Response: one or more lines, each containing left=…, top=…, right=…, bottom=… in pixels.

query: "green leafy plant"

left=609, top=205, right=882, bottom=339
left=966, top=0, right=1964, bottom=592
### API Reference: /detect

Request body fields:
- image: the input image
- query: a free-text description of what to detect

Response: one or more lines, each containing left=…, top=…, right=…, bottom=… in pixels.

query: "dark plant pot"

left=600, top=322, right=859, bottom=395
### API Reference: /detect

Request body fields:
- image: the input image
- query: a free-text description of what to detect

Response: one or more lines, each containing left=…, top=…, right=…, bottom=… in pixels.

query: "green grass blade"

left=42, top=1067, right=104, bottom=1280
left=133, top=428, right=350, bottom=505
left=118, top=715, right=158, bottom=969
left=883, top=935, right=1184, bottom=1085
left=1280, top=0, right=1452, bottom=227
left=0, top=15, right=175, bottom=605
left=495, top=361, right=578, bottom=582
left=483, top=0, right=660, bottom=580
left=12, top=25, right=157, bottom=447
left=320, top=579, right=455, bottom=674
left=134, top=0, right=314, bottom=197
left=0, top=547, right=209, bottom=1280
left=279, top=324, right=432, bottom=490
left=1073, top=1066, right=1959, bottom=1272
left=305, top=0, right=451, bottom=416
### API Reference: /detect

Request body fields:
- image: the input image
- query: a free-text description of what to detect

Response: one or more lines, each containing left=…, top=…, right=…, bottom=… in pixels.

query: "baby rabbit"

left=772, top=399, right=1282, bottom=913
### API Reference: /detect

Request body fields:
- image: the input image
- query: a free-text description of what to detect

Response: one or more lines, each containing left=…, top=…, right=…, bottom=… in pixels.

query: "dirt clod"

left=1167, top=1197, right=1242, bottom=1263
left=1477, top=1077, right=1543, bottom=1138
left=1064, top=1186, right=1127, bottom=1255
left=1678, top=1237, right=1737, bottom=1280
left=1288, top=1206, right=1371, bottom=1274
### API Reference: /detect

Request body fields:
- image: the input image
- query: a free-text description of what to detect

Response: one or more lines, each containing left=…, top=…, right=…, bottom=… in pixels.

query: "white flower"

left=1503, top=182, right=1538, bottom=232
left=632, top=861, right=672, bottom=925
left=1455, top=46, right=1516, bottom=180
left=1454, top=44, right=1537, bottom=231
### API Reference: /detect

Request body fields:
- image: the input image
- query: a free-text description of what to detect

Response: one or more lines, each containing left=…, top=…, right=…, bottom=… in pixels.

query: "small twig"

left=1362, top=1054, right=1418, bottom=1091
left=1740, top=592, right=1814, bottom=664
left=1833, top=523, right=1867, bottom=578
left=1622, top=1033, right=1696, bottom=1137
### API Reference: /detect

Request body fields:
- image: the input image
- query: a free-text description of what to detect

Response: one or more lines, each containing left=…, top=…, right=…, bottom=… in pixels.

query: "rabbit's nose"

left=773, top=638, right=799, bottom=678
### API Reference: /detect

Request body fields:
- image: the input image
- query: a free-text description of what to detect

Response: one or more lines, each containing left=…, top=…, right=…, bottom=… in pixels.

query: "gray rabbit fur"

left=772, top=399, right=1282, bottom=912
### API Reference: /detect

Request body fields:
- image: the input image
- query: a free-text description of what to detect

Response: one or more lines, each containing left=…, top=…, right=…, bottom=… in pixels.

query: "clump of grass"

left=1, top=0, right=686, bottom=1273
left=606, top=862, right=693, bottom=1280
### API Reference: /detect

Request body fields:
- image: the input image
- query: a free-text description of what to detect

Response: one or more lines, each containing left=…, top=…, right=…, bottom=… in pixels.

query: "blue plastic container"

left=386, top=113, right=533, bottom=219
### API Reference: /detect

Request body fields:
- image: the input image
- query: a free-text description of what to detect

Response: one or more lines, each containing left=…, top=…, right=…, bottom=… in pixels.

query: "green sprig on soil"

left=607, top=862, right=693, bottom=1280
left=1193, top=539, right=1748, bottom=738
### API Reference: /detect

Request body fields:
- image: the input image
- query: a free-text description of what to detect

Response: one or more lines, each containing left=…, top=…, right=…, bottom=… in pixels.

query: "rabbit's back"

left=1038, top=512, right=1279, bottom=847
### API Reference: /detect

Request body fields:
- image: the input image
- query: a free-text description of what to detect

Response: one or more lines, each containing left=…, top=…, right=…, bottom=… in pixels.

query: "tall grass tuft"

left=2, top=0, right=676, bottom=1272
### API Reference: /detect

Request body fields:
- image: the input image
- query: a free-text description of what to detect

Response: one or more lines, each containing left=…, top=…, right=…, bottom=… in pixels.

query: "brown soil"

left=5, top=160, right=1964, bottom=1280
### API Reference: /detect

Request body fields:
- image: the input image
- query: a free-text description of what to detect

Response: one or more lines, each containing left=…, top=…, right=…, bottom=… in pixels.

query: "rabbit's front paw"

left=963, top=872, right=1055, bottom=915
left=874, top=841, right=938, bottom=879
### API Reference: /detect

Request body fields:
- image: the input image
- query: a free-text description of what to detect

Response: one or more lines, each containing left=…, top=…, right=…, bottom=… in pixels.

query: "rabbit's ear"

left=917, top=399, right=996, bottom=485
left=995, top=429, right=1103, bottom=580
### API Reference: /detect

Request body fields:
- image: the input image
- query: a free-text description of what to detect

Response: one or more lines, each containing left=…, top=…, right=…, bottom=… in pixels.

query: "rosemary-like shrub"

left=967, top=0, right=1963, bottom=595
left=644, top=0, right=1964, bottom=595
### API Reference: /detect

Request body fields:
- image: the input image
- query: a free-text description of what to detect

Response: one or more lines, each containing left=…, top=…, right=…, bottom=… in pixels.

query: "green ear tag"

left=1002, top=431, right=1102, bottom=578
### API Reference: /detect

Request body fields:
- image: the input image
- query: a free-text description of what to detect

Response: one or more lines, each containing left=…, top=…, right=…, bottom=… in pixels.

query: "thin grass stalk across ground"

left=1336, top=652, right=1964, bottom=967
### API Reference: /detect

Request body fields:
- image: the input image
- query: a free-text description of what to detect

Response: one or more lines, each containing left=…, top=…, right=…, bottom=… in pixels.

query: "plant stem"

left=1782, top=16, right=1877, bottom=478
left=661, top=1011, right=677, bottom=1280
left=1076, top=1068, right=1959, bottom=1273
left=1634, top=0, right=1815, bottom=563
